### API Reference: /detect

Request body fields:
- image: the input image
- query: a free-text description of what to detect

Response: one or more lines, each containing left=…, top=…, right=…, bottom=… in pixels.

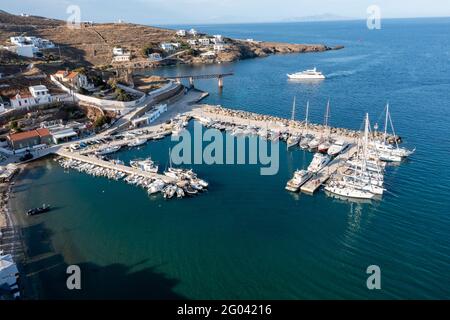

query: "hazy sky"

left=2, top=0, right=450, bottom=25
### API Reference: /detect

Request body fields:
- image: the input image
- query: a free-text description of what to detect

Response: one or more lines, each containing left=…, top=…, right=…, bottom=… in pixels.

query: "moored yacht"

left=328, top=140, right=349, bottom=156
left=285, top=170, right=313, bottom=192
left=307, top=153, right=331, bottom=173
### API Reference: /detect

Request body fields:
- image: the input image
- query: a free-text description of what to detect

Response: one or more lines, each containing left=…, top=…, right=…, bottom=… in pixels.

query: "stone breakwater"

left=200, top=105, right=401, bottom=143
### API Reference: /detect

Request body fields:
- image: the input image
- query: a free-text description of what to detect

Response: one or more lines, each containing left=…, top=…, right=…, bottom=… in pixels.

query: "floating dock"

left=300, top=145, right=358, bottom=194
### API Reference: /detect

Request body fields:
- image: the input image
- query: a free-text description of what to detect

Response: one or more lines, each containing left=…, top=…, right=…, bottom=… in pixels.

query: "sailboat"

left=325, top=114, right=384, bottom=199
left=371, top=103, right=415, bottom=161
left=300, top=101, right=313, bottom=149
left=318, top=99, right=332, bottom=153
left=287, top=96, right=301, bottom=148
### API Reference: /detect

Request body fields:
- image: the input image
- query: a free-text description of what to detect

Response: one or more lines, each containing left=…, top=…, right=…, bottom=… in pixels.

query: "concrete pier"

left=54, top=149, right=175, bottom=183
left=300, top=145, right=358, bottom=194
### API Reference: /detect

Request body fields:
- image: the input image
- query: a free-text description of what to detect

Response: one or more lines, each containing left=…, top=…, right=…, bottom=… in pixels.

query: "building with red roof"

left=7, top=128, right=53, bottom=150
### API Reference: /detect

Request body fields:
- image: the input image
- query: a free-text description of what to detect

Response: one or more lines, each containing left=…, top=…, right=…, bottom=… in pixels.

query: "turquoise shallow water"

left=12, top=18, right=450, bottom=299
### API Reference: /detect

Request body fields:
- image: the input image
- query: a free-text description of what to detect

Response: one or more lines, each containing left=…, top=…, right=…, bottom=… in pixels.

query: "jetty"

left=55, top=149, right=175, bottom=183
left=300, top=145, right=358, bottom=194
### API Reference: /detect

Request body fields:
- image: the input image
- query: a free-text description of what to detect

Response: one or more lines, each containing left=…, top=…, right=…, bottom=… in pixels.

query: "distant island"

left=282, top=13, right=357, bottom=22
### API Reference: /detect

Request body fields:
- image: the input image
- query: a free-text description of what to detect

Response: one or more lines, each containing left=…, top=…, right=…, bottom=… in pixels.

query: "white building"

left=29, top=85, right=52, bottom=104
left=198, top=38, right=210, bottom=46
left=148, top=53, right=162, bottom=62
left=10, top=92, right=36, bottom=108
left=160, top=43, right=180, bottom=52
left=200, top=51, right=216, bottom=58
left=213, top=35, right=223, bottom=43
left=113, top=47, right=125, bottom=56
left=188, top=28, right=198, bottom=36
left=131, top=104, right=167, bottom=127
left=176, top=29, right=186, bottom=37
left=0, top=254, right=19, bottom=298
left=10, top=36, right=54, bottom=49
left=187, top=39, right=197, bottom=46
left=112, top=54, right=131, bottom=62
left=14, top=44, right=35, bottom=58
left=0, top=98, right=5, bottom=112
left=214, top=43, right=225, bottom=52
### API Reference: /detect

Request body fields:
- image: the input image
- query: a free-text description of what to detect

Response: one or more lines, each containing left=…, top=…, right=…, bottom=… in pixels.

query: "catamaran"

left=287, top=67, right=325, bottom=80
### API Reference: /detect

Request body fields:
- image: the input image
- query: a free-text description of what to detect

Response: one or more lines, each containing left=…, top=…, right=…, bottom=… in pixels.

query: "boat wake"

left=326, top=70, right=357, bottom=79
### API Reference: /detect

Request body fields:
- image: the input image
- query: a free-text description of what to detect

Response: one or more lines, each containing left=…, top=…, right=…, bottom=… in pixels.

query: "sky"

left=1, top=0, right=450, bottom=25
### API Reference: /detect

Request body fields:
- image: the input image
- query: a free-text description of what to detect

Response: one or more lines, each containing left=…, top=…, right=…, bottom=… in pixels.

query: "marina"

left=2, top=12, right=449, bottom=301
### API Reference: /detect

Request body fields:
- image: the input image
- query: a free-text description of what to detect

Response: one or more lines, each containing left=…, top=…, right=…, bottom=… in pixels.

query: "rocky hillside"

left=0, top=10, right=342, bottom=68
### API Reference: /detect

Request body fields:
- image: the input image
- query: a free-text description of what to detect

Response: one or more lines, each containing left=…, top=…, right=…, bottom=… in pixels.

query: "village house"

left=176, top=29, right=186, bottom=37
left=214, top=43, right=225, bottom=52
left=188, top=28, right=198, bottom=36
left=131, top=104, right=167, bottom=128
left=213, top=35, right=223, bottom=43
left=198, top=38, right=211, bottom=46
left=54, top=70, right=91, bottom=90
left=112, top=47, right=131, bottom=62
left=10, top=92, right=35, bottom=108
left=148, top=52, right=162, bottom=62
left=7, top=128, right=53, bottom=151
left=29, top=85, right=52, bottom=104
left=160, top=42, right=180, bottom=52
left=187, top=39, right=197, bottom=46
left=0, top=97, right=5, bottom=112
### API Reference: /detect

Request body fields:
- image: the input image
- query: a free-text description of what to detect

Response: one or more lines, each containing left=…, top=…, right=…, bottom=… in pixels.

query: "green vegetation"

left=114, top=88, right=132, bottom=102
left=93, top=115, right=111, bottom=128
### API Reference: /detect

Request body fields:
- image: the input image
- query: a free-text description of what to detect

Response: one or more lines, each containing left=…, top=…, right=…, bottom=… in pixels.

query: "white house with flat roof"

left=198, top=38, right=210, bottom=46
left=214, top=43, right=225, bottom=52
left=10, top=92, right=36, bottom=108
left=29, top=85, right=52, bottom=104
left=113, top=47, right=125, bottom=56
left=213, top=35, right=223, bottom=43
left=187, top=39, right=197, bottom=46
left=148, top=53, right=162, bottom=62
left=131, top=104, right=167, bottom=127
left=176, top=29, right=186, bottom=37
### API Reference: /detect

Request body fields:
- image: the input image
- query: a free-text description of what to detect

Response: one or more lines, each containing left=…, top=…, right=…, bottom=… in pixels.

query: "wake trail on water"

left=326, top=70, right=357, bottom=79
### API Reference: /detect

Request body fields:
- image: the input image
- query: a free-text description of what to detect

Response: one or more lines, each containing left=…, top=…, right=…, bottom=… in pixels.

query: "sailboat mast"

left=305, top=101, right=309, bottom=134
left=383, top=103, right=389, bottom=144
left=291, top=96, right=296, bottom=121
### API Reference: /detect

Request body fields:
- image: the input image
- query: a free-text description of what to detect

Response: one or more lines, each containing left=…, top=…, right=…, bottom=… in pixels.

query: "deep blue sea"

left=12, top=19, right=450, bottom=299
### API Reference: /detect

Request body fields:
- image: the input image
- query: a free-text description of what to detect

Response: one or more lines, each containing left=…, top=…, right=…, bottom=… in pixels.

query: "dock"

left=300, top=145, right=358, bottom=194
left=54, top=149, right=176, bottom=184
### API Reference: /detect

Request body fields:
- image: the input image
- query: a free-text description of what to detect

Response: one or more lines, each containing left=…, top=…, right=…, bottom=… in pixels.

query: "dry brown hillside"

left=0, top=10, right=342, bottom=68
left=0, top=10, right=176, bottom=66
